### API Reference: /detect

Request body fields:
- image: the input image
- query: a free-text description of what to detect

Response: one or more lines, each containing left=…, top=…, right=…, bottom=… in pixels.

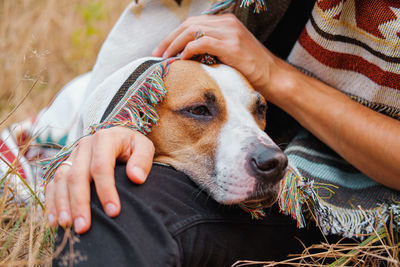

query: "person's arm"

left=153, top=13, right=400, bottom=190
left=262, top=59, right=400, bottom=190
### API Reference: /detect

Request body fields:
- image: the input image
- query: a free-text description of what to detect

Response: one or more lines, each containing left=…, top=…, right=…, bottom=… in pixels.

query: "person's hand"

left=152, top=13, right=286, bottom=98
left=45, top=126, right=155, bottom=234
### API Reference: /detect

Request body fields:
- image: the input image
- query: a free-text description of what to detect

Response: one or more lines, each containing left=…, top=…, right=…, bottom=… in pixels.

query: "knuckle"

left=54, top=168, right=67, bottom=182
left=187, top=25, right=198, bottom=34
left=72, top=195, right=89, bottom=208
left=78, top=135, right=91, bottom=145
left=93, top=129, right=106, bottom=139
left=90, top=160, right=105, bottom=176
left=224, top=13, right=237, bottom=23
left=45, top=181, right=54, bottom=191
left=228, top=42, right=241, bottom=54
left=231, top=29, right=242, bottom=41
left=184, top=16, right=195, bottom=24
left=131, top=129, right=142, bottom=137
left=201, top=36, right=214, bottom=47
left=66, top=172, right=78, bottom=184
left=181, top=19, right=191, bottom=29
left=186, top=40, right=196, bottom=50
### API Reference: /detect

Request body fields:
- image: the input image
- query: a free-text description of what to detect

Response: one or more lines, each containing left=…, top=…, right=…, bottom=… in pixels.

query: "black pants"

left=53, top=164, right=331, bottom=267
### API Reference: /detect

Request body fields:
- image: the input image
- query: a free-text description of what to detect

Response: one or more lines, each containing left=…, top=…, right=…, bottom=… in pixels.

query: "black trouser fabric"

left=54, top=164, right=329, bottom=267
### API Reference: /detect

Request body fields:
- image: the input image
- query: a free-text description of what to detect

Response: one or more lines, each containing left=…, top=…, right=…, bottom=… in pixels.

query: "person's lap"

left=53, top=163, right=328, bottom=266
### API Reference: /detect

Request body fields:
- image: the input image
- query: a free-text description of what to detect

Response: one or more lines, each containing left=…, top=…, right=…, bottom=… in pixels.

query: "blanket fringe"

left=278, top=164, right=400, bottom=238
left=90, top=60, right=174, bottom=135
left=240, top=0, right=267, bottom=13
left=40, top=60, right=175, bottom=185
left=239, top=202, right=266, bottom=220
left=203, top=0, right=266, bottom=14
left=278, top=166, right=312, bottom=228
left=203, top=0, right=236, bottom=14
left=312, top=201, right=389, bottom=238
left=40, top=143, right=76, bottom=186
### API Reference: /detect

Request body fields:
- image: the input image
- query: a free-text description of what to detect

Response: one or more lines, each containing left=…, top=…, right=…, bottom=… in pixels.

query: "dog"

left=61, top=57, right=288, bottom=207
left=148, top=59, right=288, bottom=207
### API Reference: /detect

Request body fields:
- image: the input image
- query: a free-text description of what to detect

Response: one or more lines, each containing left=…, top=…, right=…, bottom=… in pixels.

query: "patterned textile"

left=289, top=0, right=400, bottom=119
left=280, top=0, right=400, bottom=237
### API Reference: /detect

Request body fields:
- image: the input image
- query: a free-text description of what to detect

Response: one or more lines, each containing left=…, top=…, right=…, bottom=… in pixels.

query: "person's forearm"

left=261, top=57, right=400, bottom=190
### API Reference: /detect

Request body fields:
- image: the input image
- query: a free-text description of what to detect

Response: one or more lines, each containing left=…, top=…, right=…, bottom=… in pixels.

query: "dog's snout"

left=249, top=146, right=288, bottom=183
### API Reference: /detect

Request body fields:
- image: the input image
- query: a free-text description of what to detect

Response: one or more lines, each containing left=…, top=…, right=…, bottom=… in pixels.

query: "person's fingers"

left=45, top=181, right=57, bottom=227
left=54, top=163, right=73, bottom=227
left=152, top=15, right=220, bottom=57
left=161, top=25, right=203, bottom=58
left=152, top=16, right=201, bottom=57
left=180, top=36, right=227, bottom=60
left=66, top=138, right=92, bottom=234
left=162, top=25, right=228, bottom=58
left=89, top=129, right=129, bottom=218
left=125, top=132, right=155, bottom=184
left=152, top=14, right=239, bottom=57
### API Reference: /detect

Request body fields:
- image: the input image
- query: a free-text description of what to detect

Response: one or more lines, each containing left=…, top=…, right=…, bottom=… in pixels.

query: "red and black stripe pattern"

left=288, top=0, right=400, bottom=120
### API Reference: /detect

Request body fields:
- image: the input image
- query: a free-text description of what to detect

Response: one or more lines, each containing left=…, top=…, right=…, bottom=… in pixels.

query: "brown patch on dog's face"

left=147, top=60, right=227, bottom=182
left=148, top=60, right=286, bottom=206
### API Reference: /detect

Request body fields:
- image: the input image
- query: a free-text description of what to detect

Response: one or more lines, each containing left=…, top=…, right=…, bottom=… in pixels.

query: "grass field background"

left=0, top=0, right=130, bottom=129
left=0, top=1, right=129, bottom=265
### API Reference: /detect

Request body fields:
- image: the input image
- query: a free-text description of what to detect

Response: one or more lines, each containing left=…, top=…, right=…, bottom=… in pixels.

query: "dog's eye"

left=188, top=105, right=212, bottom=117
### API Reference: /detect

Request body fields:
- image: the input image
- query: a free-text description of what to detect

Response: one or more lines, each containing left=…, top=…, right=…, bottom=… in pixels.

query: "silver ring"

left=60, top=161, right=73, bottom=167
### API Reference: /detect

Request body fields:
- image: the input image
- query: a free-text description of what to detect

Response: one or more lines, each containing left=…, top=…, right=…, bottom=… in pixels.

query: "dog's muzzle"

left=246, top=144, right=288, bottom=185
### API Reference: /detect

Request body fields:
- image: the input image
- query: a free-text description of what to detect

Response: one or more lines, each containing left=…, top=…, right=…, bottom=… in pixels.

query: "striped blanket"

left=283, top=130, right=400, bottom=237
left=280, top=0, right=400, bottom=238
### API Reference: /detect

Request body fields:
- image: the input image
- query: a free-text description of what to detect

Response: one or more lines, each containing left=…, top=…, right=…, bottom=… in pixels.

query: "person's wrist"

left=256, top=52, right=298, bottom=106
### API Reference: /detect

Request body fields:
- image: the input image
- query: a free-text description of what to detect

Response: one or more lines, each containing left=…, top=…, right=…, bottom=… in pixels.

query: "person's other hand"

left=45, top=126, right=155, bottom=234
left=152, top=13, right=284, bottom=97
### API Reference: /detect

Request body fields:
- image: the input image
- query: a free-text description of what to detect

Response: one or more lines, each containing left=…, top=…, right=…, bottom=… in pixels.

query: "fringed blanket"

left=281, top=130, right=400, bottom=237
left=1, top=0, right=399, bottom=239
left=279, top=0, right=400, bottom=238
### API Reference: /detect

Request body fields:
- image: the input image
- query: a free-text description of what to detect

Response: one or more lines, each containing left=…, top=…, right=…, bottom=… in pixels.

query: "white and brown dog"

left=148, top=60, right=288, bottom=206
left=63, top=58, right=287, bottom=208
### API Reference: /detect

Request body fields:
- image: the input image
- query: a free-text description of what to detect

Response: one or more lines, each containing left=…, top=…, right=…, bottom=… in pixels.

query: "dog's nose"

left=249, top=146, right=288, bottom=183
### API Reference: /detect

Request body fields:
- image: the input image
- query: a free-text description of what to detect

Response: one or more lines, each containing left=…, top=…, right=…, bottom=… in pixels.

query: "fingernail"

left=105, top=203, right=118, bottom=217
left=132, top=166, right=146, bottom=183
left=48, top=213, right=56, bottom=225
left=162, top=52, right=168, bottom=58
left=59, top=211, right=70, bottom=225
left=74, top=217, right=86, bottom=233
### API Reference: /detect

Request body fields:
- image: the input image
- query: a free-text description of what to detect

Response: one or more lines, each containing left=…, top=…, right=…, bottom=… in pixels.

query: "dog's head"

left=148, top=60, right=287, bottom=206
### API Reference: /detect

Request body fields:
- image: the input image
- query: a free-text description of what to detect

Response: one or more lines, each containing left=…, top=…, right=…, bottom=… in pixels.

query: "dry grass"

left=0, top=0, right=129, bottom=265
left=0, top=181, right=52, bottom=266
left=233, top=226, right=400, bottom=266
left=0, top=0, right=399, bottom=266
left=0, top=0, right=130, bottom=129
